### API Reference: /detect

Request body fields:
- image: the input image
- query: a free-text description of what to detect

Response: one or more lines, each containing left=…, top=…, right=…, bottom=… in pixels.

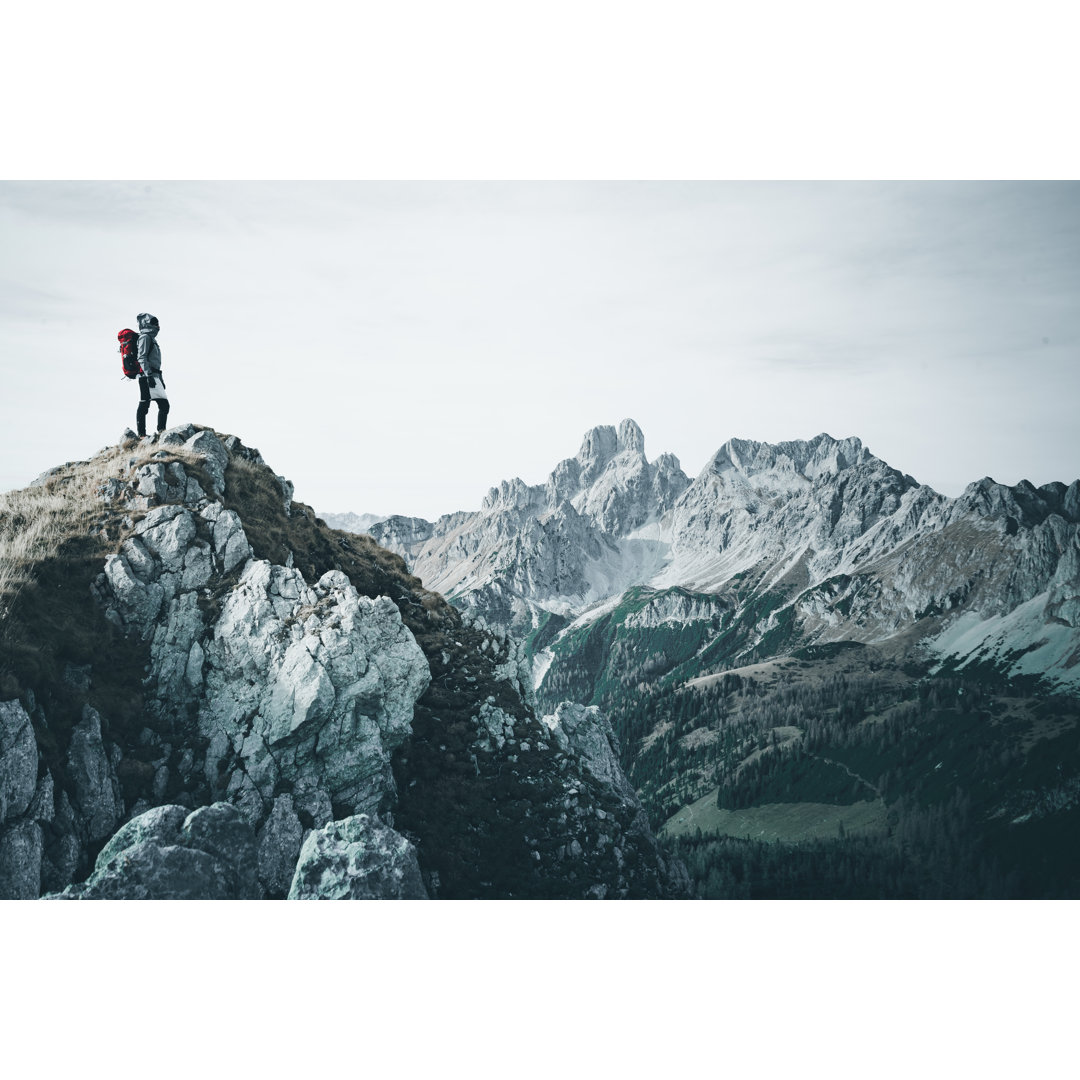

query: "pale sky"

left=2, top=181, right=1077, bottom=520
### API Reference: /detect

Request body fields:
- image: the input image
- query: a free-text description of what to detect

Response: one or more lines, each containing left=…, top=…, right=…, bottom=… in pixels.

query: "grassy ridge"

left=661, top=795, right=889, bottom=843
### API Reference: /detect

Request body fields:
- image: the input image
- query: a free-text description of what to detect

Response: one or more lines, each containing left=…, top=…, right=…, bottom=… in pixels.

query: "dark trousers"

left=136, top=375, right=170, bottom=435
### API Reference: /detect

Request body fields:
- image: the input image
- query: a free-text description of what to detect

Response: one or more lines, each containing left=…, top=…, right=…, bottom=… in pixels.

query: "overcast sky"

left=1, top=180, right=1077, bottom=520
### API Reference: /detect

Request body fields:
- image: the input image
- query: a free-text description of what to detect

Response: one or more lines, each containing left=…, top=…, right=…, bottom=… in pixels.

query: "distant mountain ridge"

left=363, top=420, right=1080, bottom=691
left=320, top=511, right=387, bottom=535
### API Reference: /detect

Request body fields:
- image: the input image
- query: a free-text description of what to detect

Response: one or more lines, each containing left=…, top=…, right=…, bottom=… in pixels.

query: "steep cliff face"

left=0, top=426, right=686, bottom=899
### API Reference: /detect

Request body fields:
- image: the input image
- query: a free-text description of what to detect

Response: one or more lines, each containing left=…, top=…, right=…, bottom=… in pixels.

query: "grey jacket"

left=137, top=315, right=162, bottom=378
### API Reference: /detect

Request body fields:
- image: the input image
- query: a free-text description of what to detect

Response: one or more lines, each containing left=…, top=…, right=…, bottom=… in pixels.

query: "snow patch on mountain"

left=532, top=648, right=555, bottom=691
left=928, top=592, right=1080, bottom=689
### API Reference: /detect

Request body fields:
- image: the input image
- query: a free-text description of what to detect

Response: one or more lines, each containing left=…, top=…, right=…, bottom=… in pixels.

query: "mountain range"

left=327, top=420, right=1080, bottom=898
left=348, top=419, right=1079, bottom=692
left=4, top=418, right=1077, bottom=899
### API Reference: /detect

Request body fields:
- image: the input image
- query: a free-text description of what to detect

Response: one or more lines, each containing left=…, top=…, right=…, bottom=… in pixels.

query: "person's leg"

left=156, top=398, right=170, bottom=432
left=136, top=376, right=150, bottom=437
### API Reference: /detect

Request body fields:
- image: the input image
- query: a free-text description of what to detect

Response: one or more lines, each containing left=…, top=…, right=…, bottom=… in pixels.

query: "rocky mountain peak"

left=955, top=475, right=1080, bottom=527
left=570, top=419, right=647, bottom=483
left=539, top=420, right=680, bottom=518
left=706, top=432, right=869, bottom=479
left=617, top=418, right=646, bottom=455
left=695, top=434, right=888, bottom=505
left=576, top=424, right=620, bottom=486
left=482, top=475, right=543, bottom=515
left=0, top=425, right=686, bottom=900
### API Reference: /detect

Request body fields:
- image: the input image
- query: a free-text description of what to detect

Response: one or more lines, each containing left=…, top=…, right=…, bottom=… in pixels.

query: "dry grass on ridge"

left=0, top=438, right=206, bottom=620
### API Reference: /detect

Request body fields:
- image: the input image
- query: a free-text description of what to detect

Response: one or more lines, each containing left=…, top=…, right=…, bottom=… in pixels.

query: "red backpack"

left=118, top=329, right=140, bottom=379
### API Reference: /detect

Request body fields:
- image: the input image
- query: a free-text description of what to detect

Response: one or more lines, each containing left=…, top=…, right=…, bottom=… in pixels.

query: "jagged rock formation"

left=0, top=699, right=45, bottom=899
left=0, top=425, right=687, bottom=899
left=367, top=421, right=1080, bottom=691
left=288, top=814, right=428, bottom=899
left=98, top=499, right=431, bottom=829
left=50, top=802, right=261, bottom=900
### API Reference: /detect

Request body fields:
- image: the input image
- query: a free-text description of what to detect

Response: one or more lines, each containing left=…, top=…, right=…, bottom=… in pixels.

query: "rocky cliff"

left=0, top=425, right=687, bottom=899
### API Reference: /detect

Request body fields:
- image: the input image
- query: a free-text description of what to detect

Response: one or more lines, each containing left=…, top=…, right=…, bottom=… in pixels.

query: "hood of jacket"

left=137, top=312, right=159, bottom=334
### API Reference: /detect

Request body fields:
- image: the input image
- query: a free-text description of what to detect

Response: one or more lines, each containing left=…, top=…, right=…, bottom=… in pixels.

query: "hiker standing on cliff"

left=136, top=312, right=170, bottom=439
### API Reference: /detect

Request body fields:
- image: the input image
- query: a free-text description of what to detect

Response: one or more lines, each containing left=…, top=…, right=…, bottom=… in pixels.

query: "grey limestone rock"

left=372, top=419, right=692, bottom=642
left=53, top=801, right=261, bottom=900
left=136, top=504, right=196, bottom=571
left=371, top=421, right=1080, bottom=691
left=291, top=778, right=334, bottom=831
left=42, top=791, right=82, bottom=890
left=199, top=503, right=252, bottom=573
left=102, top=550, right=165, bottom=631
left=184, top=430, right=229, bottom=497
left=135, top=460, right=188, bottom=503
left=66, top=706, right=123, bottom=843
left=474, top=701, right=517, bottom=753
left=0, top=819, right=43, bottom=899
left=28, top=465, right=67, bottom=488
left=257, top=794, right=304, bottom=896
left=179, top=802, right=261, bottom=898
left=201, top=564, right=430, bottom=820
left=0, top=699, right=37, bottom=823
left=157, top=422, right=199, bottom=447
left=221, top=434, right=265, bottom=465
left=97, top=477, right=129, bottom=502
left=276, top=475, right=294, bottom=515
left=27, top=770, right=55, bottom=824
left=542, top=702, right=637, bottom=803
left=120, top=535, right=156, bottom=581
left=288, top=814, right=428, bottom=900
left=55, top=843, right=234, bottom=900
left=94, top=803, right=188, bottom=869
left=92, top=480, right=431, bottom=849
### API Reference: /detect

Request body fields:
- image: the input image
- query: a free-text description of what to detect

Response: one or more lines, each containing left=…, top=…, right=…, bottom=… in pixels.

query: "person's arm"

left=137, top=333, right=157, bottom=382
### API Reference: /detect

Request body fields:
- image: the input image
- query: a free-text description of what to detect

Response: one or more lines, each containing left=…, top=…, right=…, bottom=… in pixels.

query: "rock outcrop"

left=66, top=706, right=123, bottom=844
left=0, top=700, right=48, bottom=899
left=288, top=814, right=427, bottom=900
left=0, top=699, right=37, bottom=823
left=50, top=802, right=261, bottom=900
left=77, top=429, right=435, bottom=897
left=1, top=425, right=687, bottom=899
